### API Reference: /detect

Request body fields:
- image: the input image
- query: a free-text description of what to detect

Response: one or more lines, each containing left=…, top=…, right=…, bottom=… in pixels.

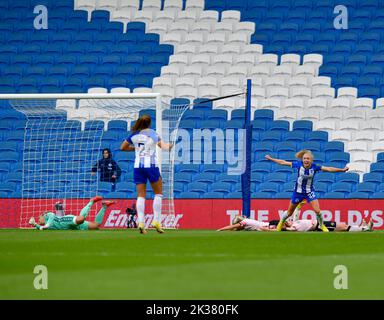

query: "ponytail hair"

left=132, top=115, right=151, bottom=132
left=295, top=149, right=314, bottom=160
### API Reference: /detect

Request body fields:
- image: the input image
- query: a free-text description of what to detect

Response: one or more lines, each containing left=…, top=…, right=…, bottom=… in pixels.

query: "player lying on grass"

left=265, top=150, right=349, bottom=232
left=217, top=215, right=277, bottom=231
left=28, top=196, right=115, bottom=230
left=269, top=218, right=374, bottom=232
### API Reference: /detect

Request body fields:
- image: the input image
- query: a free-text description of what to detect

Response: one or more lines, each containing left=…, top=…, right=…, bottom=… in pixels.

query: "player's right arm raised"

left=265, top=155, right=292, bottom=167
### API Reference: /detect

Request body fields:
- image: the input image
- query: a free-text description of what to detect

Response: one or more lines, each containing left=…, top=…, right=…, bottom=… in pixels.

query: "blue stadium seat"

left=377, top=153, right=384, bottom=162
left=227, top=192, right=243, bottom=199
left=104, top=192, right=129, bottom=199
left=251, top=162, right=272, bottom=174
left=292, top=120, right=313, bottom=132
left=193, top=172, right=216, bottom=183
left=326, top=151, right=350, bottom=163
left=0, top=182, right=16, bottom=194
left=307, top=131, right=328, bottom=142
left=203, top=191, right=226, bottom=199
left=324, top=191, right=346, bottom=199
left=331, top=182, right=355, bottom=194
left=210, top=182, right=232, bottom=194
left=316, top=172, right=335, bottom=184
left=324, top=141, right=344, bottom=153
left=371, top=192, right=384, bottom=199
left=252, top=192, right=274, bottom=199
left=265, top=172, right=287, bottom=183
left=283, top=131, right=305, bottom=143
left=356, top=182, right=377, bottom=194
left=178, top=164, right=200, bottom=174
left=348, top=192, right=370, bottom=199
left=370, top=163, right=384, bottom=173
left=258, top=182, right=279, bottom=193
left=299, top=141, right=321, bottom=152
left=337, top=172, right=360, bottom=185
left=179, top=191, right=200, bottom=199
left=274, top=141, right=297, bottom=153
left=254, top=109, right=274, bottom=121
left=363, top=172, right=384, bottom=184
left=254, top=142, right=274, bottom=153
left=260, top=131, right=282, bottom=142
left=187, top=181, right=209, bottom=194
left=174, top=172, right=192, bottom=183
left=269, top=120, right=289, bottom=132
left=252, top=120, right=268, bottom=132
left=202, top=164, right=224, bottom=174
left=250, top=172, right=264, bottom=183
left=278, top=152, right=296, bottom=162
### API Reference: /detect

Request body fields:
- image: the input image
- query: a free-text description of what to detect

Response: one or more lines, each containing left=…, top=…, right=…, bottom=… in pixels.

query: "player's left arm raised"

left=321, top=166, right=349, bottom=173
left=120, top=140, right=135, bottom=151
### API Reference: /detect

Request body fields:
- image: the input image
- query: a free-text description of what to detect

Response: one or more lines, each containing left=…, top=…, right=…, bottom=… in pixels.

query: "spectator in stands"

left=91, top=148, right=121, bottom=191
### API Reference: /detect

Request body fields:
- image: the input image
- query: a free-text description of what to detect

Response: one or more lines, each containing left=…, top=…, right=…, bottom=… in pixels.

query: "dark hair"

left=132, top=115, right=151, bottom=132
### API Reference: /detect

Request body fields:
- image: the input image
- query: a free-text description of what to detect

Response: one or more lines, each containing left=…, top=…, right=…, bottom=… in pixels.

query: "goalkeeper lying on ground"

left=28, top=196, right=115, bottom=230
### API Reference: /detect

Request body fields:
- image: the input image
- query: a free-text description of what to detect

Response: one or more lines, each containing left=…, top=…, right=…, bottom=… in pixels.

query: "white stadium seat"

left=154, top=10, right=176, bottom=23
left=265, top=76, right=286, bottom=89
left=307, top=98, right=328, bottom=111
left=185, top=0, right=205, bottom=13
left=227, top=66, right=248, bottom=77
left=163, top=0, right=183, bottom=13
left=337, top=87, right=358, bottom=100
left=353, top=98, right=374, bottom=110
left=274, top=109, right=298, bottom=122
left=311, top=76, right=331, bottom=89
left=110, top=87, right=131, bottom=93
left=199, top=87, right=220, bottom=99
left=377, top=131, right=384, bottom=141
left=206, top=33, right=226, bottom=46
left=176, top=44, right=196, bottom=54
left=198, top=76, right=218, bottom=90
left=96, top=0, right=119, bottom=11
left=283, top=98, right=304, bottom=111
left=175, top=77, right=196, bottom=91
left=184, top=32, right=205, bottom=46
left=220, top=77, right=241, bottom=92
left=213, top=21, right=234, bottom=34
left=352, top=131, right=375, bottom=142
left=169, top=54, right=189, bottom=67
left=156, top=87, right=174, bottom=102
left=337, top=120, right=360, bottom=131
left=204, top=65, right=226, bottom=77
left=153, top=77, right=173, bottom=91
left=142, top=0, right=162, bottom=12
left=343, top=109, right=366, bottom=121
left=198, top=10, right=219, bottom=23
left=221, top=10, right=241, bottom=23
left=303, top=53, right=323, bottom=68
left=295, top=65, right=316, bottom=77
left=290, top=87, right=312, bottom=100
left=260, top=98, right=281, bottom=112
left=177, top=10, right=199, bottom=24
left=300, top=109, right=321, bottom=121
left=227, top=33, right=248, bottom=45
left=56, top=99, right=76, bottom=110
left=234, top=54, right=256, bottom=68
left=371, top=142, right=384, bottom=153
left=87, top=87, right=108, bottom=93
left=267, top=87, right=289, bottom=100
left=234, top=22, right=256, bottom=37
left=289, top=76, right=308, bottom=89
left=350, top=152, right=374, bottom=164
left=213, top=54, right=233, bottom=68
left=273, top=65, right=293, bottom=77
left=161, top=65, right=181, bottom=77
left=242, top=44, right=263, bottom=55
left=175, top=87, right=198, bottom=101
left=162, top=32, right=183, bottom=46
left=366, top=107, right=384, bottom=120
left=329, top=130, right=352, bottom=142
left=182, top=65, right=203, bottom=77
left=320, top=109, right=343, bottom=120
left=330, top=98, right=351, bottom=110
left=249, top=65, right=270, bottom=78
left=376, top=98, right=384, bottom=108
left=214, top=97, right=239, bottom=110
left=146, top=21, right=169, bottom=34
left=132, top=10, right=154, bottom=24
left=347, top=162, right=369, bottom=175
left=220, top=44, right=241, bottom=54
left=360, top=120, right=383, bottom=131
left=314, top=87, right=335, bottom=101
left=346, top=141, right=368, bottom=152
left=199, top=44, right=218, bottom=54
left=258, top=54, right=278, bottom=67
left=169, top=21, right=190, bottom=34
left=314, top=120, right=336, bottom=131
left=190, top=54, right=211, bottom=67
left=133, top=87, right=153, bottom=93
left=119, top=0, right=140, bottom=10
left=280, top=54, right=301, bottom=66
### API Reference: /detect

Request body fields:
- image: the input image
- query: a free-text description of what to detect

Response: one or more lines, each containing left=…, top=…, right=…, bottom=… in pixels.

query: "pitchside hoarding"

left=1, top=199, right=383, bottom=229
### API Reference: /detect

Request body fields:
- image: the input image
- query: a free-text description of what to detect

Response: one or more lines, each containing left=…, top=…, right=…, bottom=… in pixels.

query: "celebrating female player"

left=265, top=150, right=349, bottom=232
left=120, top=115, right=172, bottom=234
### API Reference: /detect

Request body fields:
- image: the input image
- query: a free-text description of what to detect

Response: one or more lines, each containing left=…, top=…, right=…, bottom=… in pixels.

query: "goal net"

left=0, top=93, right=188, bottom=229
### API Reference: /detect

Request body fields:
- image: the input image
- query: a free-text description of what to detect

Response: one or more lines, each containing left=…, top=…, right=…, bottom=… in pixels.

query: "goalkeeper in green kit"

left=28, top=196, right=115, bottom=230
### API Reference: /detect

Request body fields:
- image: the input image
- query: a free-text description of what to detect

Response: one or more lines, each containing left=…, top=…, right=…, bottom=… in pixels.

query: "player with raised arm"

left=120, top=115, right=172, bottom=234
left=28, top=196, right=115, bottom=230
left=265, top=150, right=349, bottom=232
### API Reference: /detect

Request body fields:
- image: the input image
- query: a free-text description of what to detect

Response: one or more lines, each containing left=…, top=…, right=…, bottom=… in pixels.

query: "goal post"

left=0, top=93, right=187, bottom=228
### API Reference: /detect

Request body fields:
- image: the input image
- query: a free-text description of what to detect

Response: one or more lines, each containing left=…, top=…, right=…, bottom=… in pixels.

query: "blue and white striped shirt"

left=292, top=161, right=322, bottom=194
left=126, top=129, right=160, bottom=168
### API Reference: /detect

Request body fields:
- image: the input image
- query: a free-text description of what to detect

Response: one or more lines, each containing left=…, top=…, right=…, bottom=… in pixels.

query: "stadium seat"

left=323, top=192, right=346, bottom=199
left=348, top=191, right=370, bottom=199
left=356, top=182, right=377, bottom=194
left=179, top=191, right=201, bottom=199
left=331, top=182, right=355, bottom=194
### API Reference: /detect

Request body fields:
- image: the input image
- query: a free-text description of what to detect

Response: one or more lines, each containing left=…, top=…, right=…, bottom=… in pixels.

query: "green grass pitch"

left=1, top=229, right=384, bottom=300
